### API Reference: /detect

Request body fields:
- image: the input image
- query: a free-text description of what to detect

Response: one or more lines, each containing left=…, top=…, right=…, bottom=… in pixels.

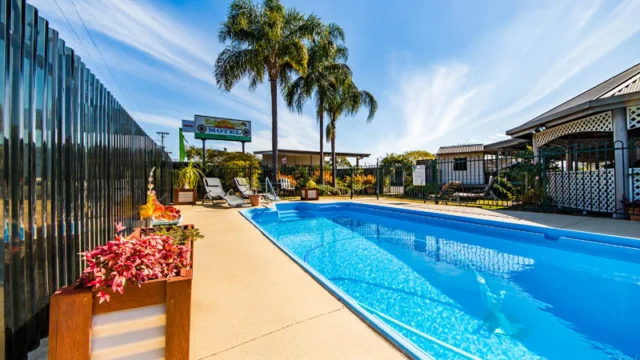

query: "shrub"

left=317, top=184, right=346, bottom=196
left=305, top=180, right=317, bottom=188
left=154, top=226, right=204, bottom=246
left=312, top=169, right=333, bottom=184
left=80, top=225, right=191, bottom=304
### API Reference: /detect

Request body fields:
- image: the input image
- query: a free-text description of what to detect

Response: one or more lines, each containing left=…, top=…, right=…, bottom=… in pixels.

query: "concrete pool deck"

left=185, top=198, right=640, bottom=359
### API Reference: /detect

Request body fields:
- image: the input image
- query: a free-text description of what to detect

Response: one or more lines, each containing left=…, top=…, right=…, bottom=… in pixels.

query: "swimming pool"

left=241, top=202, right=640, bottom=359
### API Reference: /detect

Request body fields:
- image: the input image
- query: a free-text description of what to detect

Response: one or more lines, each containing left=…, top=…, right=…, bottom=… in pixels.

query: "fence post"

left=350, top=166, right=354, bottom=199
left=376, top=159, right=380, bottom=200
left=432, top=159, right=438, bottom=204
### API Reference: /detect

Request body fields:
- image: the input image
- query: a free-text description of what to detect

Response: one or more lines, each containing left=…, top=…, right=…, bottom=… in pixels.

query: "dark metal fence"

left=184, top=142, right=640, bottom=216
left=0, top=1, right=172, bottom=358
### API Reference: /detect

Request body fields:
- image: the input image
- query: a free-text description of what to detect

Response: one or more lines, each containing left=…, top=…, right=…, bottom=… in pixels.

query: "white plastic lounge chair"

left=279, top=177, right=295, bottom=197
left=203, top=177, right=247, bottom=207
left=235, top=177, right=280, bottom=202
left=234, top=177, right=255, bottom=198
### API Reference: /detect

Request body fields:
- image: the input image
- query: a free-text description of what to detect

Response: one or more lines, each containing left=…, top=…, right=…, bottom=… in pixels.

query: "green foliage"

left=380, top=150, right=435, bottom=167
left=216, top=0, right=323, bottom=171
left=155, top=226, right=204, bottom=246
left=305, top=179, right=317, bottom=188
left=174, top=162, right=204, bottom=189
left=317, top=184, right=348, bottom=196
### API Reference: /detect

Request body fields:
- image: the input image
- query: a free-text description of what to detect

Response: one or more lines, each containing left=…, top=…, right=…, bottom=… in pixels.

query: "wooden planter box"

left=130, top=225, right=196, bottom=267
left=628, top=208, right=640, bottom=221
left=300, top=187, right=319, bottom=200
left=174, top=188, right=197, bottom=205
left=48, top=269, right=192, bottom=360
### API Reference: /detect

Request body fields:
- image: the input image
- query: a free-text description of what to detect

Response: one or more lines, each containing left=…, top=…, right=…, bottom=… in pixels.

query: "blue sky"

left=30, top=0, right=640, bottom=163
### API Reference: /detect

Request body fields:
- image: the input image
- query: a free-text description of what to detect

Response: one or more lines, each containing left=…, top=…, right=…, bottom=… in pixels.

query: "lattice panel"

left=544, top=138, right=613, bottom=150
left=534, top=112, right=612, bottom=147
left=628, top=106, right=640, bottom=130
left=631, top=168, right=640, bottom=202
left=546, top=169, right=615, bottom=213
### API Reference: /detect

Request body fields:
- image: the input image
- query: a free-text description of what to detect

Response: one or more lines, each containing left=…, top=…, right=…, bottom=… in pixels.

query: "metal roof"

left=507, top=63, right=640, bottom=136
left=483, top=138, right=529, bottom=152
left=436, top=144, right=484, bottom=155
left=253, top=148, right=370, bottom=158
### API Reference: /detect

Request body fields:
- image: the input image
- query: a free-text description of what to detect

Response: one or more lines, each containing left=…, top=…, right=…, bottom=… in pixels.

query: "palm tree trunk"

left=270, top=79, right=279, bottom=180
left=318, top=102, right=324, bottom=185
left=331, top=118, right=337, bottom=188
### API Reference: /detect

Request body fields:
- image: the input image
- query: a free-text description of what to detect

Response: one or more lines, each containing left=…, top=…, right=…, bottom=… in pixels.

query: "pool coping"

left=240, top=207, right=434, bottom=360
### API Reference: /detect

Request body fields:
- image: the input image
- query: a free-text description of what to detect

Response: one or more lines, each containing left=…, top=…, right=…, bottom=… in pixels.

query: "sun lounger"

left=428, top=181, right=462, bottom=205
left=452, top=176, right=498, bottom=204
left=202, top=177, right=247, bottom=207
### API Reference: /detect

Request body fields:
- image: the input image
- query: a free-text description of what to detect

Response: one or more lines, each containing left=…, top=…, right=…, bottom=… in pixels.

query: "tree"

left=380, top=150, right=436, bottom=167
left=324, top=79, right=377, bottom=187
left=284, top=23, right=350, bottom=185
left=215, top=0, right=321, bottom=177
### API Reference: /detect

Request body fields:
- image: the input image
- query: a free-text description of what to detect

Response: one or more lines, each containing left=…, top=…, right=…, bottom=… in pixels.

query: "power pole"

left=157, top=131, right=169, bottom=149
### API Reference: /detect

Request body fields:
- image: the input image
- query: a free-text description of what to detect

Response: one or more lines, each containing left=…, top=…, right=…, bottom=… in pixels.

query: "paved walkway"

left=185, top=198, right=640, bottom=359
left=185, top=204, right=406, bottom=360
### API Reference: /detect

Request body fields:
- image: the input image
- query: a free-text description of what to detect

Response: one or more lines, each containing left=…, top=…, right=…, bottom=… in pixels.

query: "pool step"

left=277, top=211, right=314, bottom=222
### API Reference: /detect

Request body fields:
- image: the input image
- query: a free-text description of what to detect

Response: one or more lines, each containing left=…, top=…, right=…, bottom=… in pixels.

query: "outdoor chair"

left=279, top=177, right=296, bottom=197
left=202, top=178, right=247, bottom=207
left=428, top=181, right=462, bottom=205
left=234, top=177, right=280, bottom=202
left=452, top=176, right=498, bottom=204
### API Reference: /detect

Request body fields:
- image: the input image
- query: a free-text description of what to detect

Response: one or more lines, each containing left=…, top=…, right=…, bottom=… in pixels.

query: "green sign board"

left=194, top=115, right=252, bottom=142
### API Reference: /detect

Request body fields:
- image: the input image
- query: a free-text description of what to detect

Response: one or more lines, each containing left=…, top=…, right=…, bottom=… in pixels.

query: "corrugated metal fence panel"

left=0, top=1, right=173, bottom=358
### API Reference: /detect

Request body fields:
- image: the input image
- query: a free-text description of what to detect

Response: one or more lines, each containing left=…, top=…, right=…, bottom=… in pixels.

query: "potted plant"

left=174, top=161, right=204, bottom=204
left=301, top=180, right=319, bottom=200
left=130, top=224, right=202, bottom=266
left=621, top=196, right=640, bottom=221
left=142, top=168, right=183, bottom=226
left=48, top=225, right=192, bottom=360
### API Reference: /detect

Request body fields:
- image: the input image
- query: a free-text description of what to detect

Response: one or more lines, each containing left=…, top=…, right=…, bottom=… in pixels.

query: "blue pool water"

left=242, top=202, right=640, bottom=360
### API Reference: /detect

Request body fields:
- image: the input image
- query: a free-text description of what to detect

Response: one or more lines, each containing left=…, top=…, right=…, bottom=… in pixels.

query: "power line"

left=66, top=0, right=139, bottom=114
left=51, top=0, right=97, bottom=63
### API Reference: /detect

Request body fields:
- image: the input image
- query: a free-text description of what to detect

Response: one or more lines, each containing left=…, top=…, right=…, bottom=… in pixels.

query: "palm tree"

left=284, top=23, right=350, bottom=185
left=215, top=0, right=321, bottom=176
left=324, top=79, right=377, bottom=187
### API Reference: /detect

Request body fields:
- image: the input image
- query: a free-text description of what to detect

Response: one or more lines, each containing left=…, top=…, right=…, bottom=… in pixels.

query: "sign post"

left=201, top=139, right=206, bottom=169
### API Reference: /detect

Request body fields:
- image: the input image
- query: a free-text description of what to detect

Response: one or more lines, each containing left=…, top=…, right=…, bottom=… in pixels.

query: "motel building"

left=254, top=148, right=371, bottom=167
left=506, top=63, right=640, bottom=217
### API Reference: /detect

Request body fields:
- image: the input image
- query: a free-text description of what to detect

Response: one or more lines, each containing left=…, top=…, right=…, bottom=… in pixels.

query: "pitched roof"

left=483, top=138, right=529, bottom=152
left=507, top=63, right=640, bottom=135
left=253, top=148, right=370, bottom=158
left=436, top=144, right=484, bottom=155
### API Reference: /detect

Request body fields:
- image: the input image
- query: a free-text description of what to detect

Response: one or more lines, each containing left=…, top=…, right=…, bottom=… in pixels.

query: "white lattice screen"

left=534, top=112, right=612, bottom=147
left=546, top=169, right=615, bottom=213
left=628, top=106, right=640, bottom=130
left=631, top=168, right=640, bottom=202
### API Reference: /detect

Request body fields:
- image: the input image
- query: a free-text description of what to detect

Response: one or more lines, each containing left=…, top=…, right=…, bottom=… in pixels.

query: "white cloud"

left=382, top=0, right=640, bottom=157
left=130, top=111, right=182, bottom=129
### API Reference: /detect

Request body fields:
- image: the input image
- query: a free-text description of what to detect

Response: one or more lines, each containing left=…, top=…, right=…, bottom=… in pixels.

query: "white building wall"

left=438, top=153, right=485, bottom=185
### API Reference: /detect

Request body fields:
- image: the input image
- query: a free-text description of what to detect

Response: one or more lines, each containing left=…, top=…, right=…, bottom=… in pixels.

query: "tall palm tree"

left=215, top=0, right=321, bottom=176
left=324, top=79, right=377, bottom=187
left=284, top=23, right=350, bottom=185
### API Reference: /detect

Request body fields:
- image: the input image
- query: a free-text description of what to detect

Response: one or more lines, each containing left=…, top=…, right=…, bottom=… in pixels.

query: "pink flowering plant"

left=79, top=222, right=191, bottom=304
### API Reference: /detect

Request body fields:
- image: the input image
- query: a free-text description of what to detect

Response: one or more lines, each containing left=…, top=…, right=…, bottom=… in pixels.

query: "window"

left=453, top=157, right=467, bottom=171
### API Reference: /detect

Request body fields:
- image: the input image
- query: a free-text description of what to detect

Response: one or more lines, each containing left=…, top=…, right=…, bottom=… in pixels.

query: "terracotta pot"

left=248, top=194, right=262, bottom=206
left=49, top=270, right=192, bottom=360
